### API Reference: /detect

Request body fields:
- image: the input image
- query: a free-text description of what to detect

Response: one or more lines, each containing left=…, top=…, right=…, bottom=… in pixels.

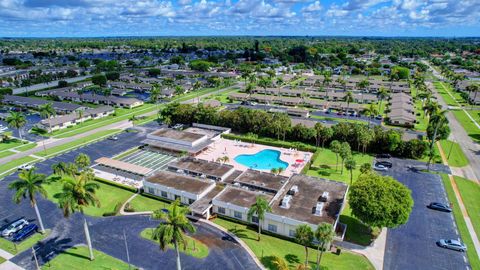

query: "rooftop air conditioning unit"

left=318, top=191, right=329, bottom=202
left=314, top=202, right=324, bottom=216
left=280, top=195, right=292, bottom=209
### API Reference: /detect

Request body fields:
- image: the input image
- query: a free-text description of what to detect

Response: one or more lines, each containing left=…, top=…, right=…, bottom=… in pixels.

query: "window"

left=234, top=211, right=242, bottom=219
left=251, top=216, right=259, bottom=224
left=188, top=199, right=195, bottom=205
left=174, top=195, right=181, bottom=201
left=161, top=191, right=168, bottom=198
left=147, top=187, right=155, bottom=194
left=217, top=207, right=225, bottom=214
left=268, top=224, right=277, bottom=233
left=289, top=230, right=295, bottom=237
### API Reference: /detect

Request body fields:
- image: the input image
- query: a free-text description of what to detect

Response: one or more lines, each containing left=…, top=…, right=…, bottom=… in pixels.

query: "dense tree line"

left=159, top=103, right=428, bottom=159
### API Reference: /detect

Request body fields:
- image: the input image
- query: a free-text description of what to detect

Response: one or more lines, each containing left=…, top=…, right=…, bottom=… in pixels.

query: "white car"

left=373, top=164, right=388, bottom=171
left=1, top=219, right=29, bottom=237
left=17, top=164, right=33, bottom=171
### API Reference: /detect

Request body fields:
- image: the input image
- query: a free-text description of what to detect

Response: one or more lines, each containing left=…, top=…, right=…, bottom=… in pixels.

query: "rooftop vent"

left=287, top=185, right=299, bottom=196
left=314, top=202, right=324, bottom=216
left=280, top=195, right=292, bottom=209
left=318, top=191, right=329, bottom=202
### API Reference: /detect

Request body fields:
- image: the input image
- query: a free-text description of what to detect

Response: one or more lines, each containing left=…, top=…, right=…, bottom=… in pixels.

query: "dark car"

left=12, top=223, right=38, bottom=242
left=376, top=153, right=391, bottom=159
left=375, top=161, right=393, bottom=168
left=427, top=202, right=452, bottom=212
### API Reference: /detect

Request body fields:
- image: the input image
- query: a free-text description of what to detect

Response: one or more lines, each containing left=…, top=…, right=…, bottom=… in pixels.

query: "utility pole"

left=32, top=247, right=40, bottom=270
left=123, top=229, right=131, bottom=270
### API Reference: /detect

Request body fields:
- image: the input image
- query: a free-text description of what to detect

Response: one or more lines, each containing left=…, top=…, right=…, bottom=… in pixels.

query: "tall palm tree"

left=247, top=196, right=272, bottom=241
left=77, top=110, right=84, bottom=126
left=344, top=156, right=356, bottom=185
left=377, top=87, right=389, bottom=113
left=150, top=86, right=161, bottom=109
left=57, top=170, right=100, bottom=260
left=193, top=81, right=202, bottom=104
left=314, top=223, right=335, bottom=270
left=344, top=91, right=354, bottom=113
left=295, top=224, right=314, bottom=268
left=151, top=199, right=196, bottom=270
left=8, top=168, right=49, bottom=233
left=6, top=111, right=27, bottom=140
left=51, top=161, right=69, bottom=175
left=75, top=153, right=91, bottom=171
left=39, top=103, right=56, bottom=134
left=271, top=256, right=289, bottom=270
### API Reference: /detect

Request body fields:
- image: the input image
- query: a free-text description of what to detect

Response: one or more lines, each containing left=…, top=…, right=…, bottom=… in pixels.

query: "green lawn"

left=37, top=129, right=120, bottom=157
left=306, top=148, right=374, bottom=184
left=43, top=180, right=134, bottom=217
left=453, top=176, right=480, bottom=239
left=414, top=99, right=429, bottom=131
left=452, top=110, right=480, bottom=143
left=202, top=87, right=240, bottom=104
left=0, top=256, right=5, bottom=264
left=0, top=156, right=38, bottom=177
left=15, top=142, right=38, bottom=152
left=0, top=139, right=26, bottom=151
left=339, top=203, right=378, bottom=246
left=440, top=175, right=480, bottom=270
left=309, top=115, right=367, bottom=125
left=434, top=82, right=459, bottom=106
left=213, top=218, right=374, bottom=270
left=43, top=246, right=132, bottom=270
left=49, top=104, right=156, bottom=138
left=0, top=150, right=16, bottom=159
left=128, top=194, right=169, bottom=212
left=140, top=228, right=209, bottom=259
left=0, top=230, right=50, bottom=255
left=439, top=140, right=469, bottom=167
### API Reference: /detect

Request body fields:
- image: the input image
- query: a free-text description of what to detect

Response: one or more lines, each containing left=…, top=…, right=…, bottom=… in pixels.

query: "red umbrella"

left=296, top=159, right=304, bottom=163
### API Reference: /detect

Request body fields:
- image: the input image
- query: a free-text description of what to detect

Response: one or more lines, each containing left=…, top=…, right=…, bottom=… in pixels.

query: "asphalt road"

left=0, top=129, right=259, bottom=270
left=0, top=113, right=44, bottom=142
left=382, top=158, right=470, bottom=270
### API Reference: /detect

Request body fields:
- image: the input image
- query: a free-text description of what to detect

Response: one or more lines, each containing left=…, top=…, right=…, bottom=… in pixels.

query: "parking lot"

left=382, top=158, right=470, bottom=270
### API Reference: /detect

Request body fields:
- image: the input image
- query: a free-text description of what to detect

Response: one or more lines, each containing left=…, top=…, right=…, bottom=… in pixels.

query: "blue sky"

left=0, top=0, right=479, bottom=37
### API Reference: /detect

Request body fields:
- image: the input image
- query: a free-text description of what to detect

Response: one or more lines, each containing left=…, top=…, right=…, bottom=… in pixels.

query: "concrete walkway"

left=0, top=248, right=24, bottom=270
left=437, top=141, right=480, bottom=258
left=336, top=229, right=387, bottom=270
left=119, top=193, right=153, bottom=216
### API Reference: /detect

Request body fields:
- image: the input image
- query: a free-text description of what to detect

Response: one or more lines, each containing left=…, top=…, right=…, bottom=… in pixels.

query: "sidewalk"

left=0, top=248, right=24, bottom=270
left=336, top=229, right=387, bottom=270
left=436, top=141, right=480, bottom=258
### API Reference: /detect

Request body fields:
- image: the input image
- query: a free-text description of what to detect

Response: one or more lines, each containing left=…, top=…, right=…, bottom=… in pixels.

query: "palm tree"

left=57, top=170, right=100, bottom=260
left=77, top=110, right=84, bottom=126
left=270, top=168, right=278, bottom=175
left=466, top=84, right=479, bottom=109
left=6, top=111, right=27, bottom=140
left=51, top=161, right=69, bottom=175
left=8, top=168, right=49, bottom=233
left=277, top=167, right=284, bottom=175
left=377, top=87, right=389, bottom=114
left=314, top=223, right=335, bottom=270
left=193, top=81, right=202, bottom=104
left=129, top=114, right=138, bottom=127
left=150, top=86, right=161, bottom=109
left=151, top=199, right=196, bottom=270
left=330, top=140, right=341, bottom=171
left=75, top=153, right=91, bottom=170
left=271, top=256, right=289, bottom=270
left=39, top=103, right=56, bottom=134
left=344, top=156, right=356, bottom=185
left=247, top=196, right=272, bottom=241
left=295, top=224, right=314, bottom=268
left=344, top=91, right=354, bottom=113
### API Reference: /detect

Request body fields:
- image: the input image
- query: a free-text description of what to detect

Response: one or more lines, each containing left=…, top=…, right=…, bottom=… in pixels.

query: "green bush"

left=95, top=177, right=137, bottom=192
left=222, top=133, right=316, bottom=152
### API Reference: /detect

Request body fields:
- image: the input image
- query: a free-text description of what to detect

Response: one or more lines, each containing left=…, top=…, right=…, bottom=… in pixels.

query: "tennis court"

left=120, top=150, right=177, bottom=173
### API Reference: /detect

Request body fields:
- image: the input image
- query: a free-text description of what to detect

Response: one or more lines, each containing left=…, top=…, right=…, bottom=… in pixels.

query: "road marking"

left=463, top=256, right=467, bottom=263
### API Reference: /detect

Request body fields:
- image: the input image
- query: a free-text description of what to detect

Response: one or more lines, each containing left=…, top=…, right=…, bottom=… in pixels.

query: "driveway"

left=382, top=158, right=470, bottom=270
left=0, top=131, right=260, bottom=270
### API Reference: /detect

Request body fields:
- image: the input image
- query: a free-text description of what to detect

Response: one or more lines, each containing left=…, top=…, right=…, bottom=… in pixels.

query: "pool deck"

left=195, top=138, right=312, bottom=177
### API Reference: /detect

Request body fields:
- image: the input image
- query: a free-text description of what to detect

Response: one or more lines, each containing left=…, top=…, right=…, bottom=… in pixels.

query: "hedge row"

left=221, top=133, right=317, bottom=152
left=95, top=177, right=138, bottom=193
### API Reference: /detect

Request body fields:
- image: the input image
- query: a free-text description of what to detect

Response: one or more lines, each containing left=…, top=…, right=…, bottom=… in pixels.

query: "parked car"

left=12, top=224, right=38, bottom=242
left=17, top=164, right=33, bottom=171
left=1, top=219, right=28, bottom=237
left=437, top=239, right=467, bottom=252
left=375, top=115, right=383, bottom=120
left=108, top=135, right=118, bottom=141
left=427, top=202, right=452, bottom=212
left=373, top=164, right=388, bottom=171
left=376, top=153, right=391, bottom=159
left=375, top=161, right=393, bottom=168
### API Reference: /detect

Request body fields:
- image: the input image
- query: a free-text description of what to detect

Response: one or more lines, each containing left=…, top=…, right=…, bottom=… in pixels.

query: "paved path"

left=12, top=75, right=92, bottom=95
left=427, top=81, right=480, bottom=183
left=336, top=228, right=387, bottom=270
left=437, top=141, right=480, bottom=258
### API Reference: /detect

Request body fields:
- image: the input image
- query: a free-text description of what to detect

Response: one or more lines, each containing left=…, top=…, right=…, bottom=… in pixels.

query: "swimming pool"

left=234, top=149, right=289, bottom=170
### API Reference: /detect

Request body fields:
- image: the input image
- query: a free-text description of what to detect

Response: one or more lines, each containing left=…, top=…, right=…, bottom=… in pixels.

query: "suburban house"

left=1, top=95, right=84, bottom=114
left=37, top=106, right=114, bottom=132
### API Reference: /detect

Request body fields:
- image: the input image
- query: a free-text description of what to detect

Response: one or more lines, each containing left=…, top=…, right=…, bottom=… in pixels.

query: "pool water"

left=234, top=149, right=289, bottom=170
